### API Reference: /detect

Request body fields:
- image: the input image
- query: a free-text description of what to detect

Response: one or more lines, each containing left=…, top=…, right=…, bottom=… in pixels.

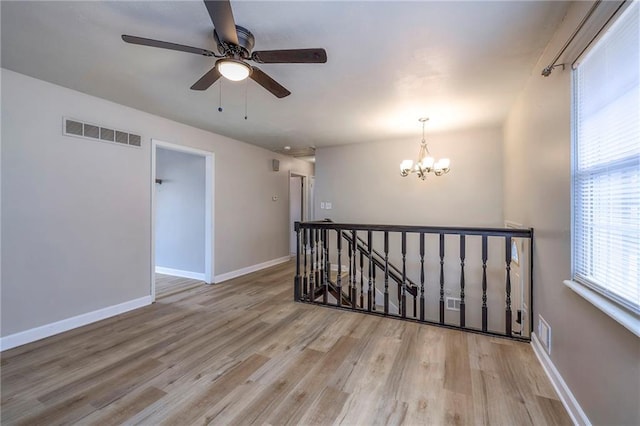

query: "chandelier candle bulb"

left=420, top=156, right=435, bottom=170
left=400, top=117, right=450, bottom=180
left=400, top=160, right=414, bottom=176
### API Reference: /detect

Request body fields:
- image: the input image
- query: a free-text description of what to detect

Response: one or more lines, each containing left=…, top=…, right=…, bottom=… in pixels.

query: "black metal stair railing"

left=341, top=231, right=419, bottom=313
left=294, top=221, right=534, bottom=341
left=301, top=225, right=418, bottom=313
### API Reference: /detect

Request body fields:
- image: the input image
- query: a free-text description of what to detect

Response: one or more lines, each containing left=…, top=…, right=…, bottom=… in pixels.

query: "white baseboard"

left=155, top=266, right=205, bottom=281
left=531, top=332, right=590, bottom=426
left=0, top=295, right=153, bottom=352
left=214, top=256, right=290, bottom=283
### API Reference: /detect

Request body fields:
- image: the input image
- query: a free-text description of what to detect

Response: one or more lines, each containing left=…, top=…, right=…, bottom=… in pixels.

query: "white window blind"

left=573, top=1, right=639, bottom=314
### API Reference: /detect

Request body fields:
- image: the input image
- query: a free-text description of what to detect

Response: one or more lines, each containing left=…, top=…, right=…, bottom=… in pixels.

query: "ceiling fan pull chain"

left=218, top=80, right=223, bottom=112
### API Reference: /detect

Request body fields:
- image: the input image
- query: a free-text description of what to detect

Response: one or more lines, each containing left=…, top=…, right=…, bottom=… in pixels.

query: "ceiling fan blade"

left=203, top=0, right=238, bottom=46
left=191, top=66, right=222, bottom=90
left=251, top=48, right=327, bottom=64
left=250, top=66, right=291, bottom=98
left=122, top=35, right=216, bottom=57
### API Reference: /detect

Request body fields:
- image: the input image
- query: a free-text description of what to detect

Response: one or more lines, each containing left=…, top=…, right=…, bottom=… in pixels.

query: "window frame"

left=567, top=0, right=639, bottom=337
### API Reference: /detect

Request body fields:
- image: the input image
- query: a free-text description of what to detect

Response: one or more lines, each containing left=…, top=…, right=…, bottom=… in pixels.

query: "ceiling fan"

left=122, top=0, right=327, bottom=98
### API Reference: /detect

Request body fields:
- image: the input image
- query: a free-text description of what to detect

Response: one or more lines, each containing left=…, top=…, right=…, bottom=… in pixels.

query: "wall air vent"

left=65, top=119, right=83, bottom=136
left=446, top=297, right=461, bottom=311
left=115, top=130, right=128, bottom=144
left=83, top=123, right=99, bottom=139
left=63, top=117, right=142, bottom=149
left=100, top=127, right=115, bottom=142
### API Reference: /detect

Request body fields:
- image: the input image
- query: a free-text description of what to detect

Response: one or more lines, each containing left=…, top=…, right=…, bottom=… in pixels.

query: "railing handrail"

left=297, top=221, right=533, bottom=238
left=294, top=219, right=534, bottom=341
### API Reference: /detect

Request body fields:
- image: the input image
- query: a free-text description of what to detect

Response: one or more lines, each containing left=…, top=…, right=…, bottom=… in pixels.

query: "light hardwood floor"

left=1, top=261, right=571, bottom=425
left=155, top=273, right=205, bottom=298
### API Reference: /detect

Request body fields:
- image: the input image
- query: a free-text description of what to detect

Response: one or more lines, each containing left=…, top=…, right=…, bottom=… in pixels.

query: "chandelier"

left=400, top=118, right=450, bottom=180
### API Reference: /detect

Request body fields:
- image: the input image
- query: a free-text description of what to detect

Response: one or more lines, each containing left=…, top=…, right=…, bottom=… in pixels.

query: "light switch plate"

left=326, top=202, right=332, bottom=209
left=320, top=202, right=325, bottom=209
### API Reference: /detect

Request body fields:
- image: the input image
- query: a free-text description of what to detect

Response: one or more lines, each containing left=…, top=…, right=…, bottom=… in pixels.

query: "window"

left=572, top=1, right=639, bottom=315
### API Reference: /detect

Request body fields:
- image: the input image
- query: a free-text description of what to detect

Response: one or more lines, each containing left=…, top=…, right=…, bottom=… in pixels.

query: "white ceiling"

left=1, top=1, right=569, bottom=153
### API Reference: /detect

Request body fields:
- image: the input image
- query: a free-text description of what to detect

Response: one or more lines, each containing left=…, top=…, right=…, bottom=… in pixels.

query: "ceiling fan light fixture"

left=217, top=58, right=251, bottom=81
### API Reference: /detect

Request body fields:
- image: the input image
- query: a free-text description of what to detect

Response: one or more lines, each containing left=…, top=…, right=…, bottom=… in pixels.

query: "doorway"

left=289, top=172, right=307, bottom=255
left=505, top=220, right=529, bottom=337
left=151, top=139, right=214, bottom=301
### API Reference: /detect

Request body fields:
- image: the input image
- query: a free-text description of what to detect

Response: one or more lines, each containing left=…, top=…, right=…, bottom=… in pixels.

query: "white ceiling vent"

left=63, top=117, right=142, bottom=148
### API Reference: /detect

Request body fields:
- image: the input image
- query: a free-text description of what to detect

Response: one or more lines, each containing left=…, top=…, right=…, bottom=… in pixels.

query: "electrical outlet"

left=326, top=202, right=332, bottom=209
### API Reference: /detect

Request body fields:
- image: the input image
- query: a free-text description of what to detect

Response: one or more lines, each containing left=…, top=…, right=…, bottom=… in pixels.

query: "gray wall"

left=503, top=2, right=639, bottom=425
left=155, top=148, right=205, bottom=274
left=314, top=126, right=510, bottom=331
left=314, top=125, right=504, bottom=227
left=1, top=68, right=313, bottom=337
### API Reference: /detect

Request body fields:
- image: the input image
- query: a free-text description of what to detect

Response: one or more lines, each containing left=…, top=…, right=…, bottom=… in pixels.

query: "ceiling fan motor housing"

left=214, top=25, right=255, bottom=59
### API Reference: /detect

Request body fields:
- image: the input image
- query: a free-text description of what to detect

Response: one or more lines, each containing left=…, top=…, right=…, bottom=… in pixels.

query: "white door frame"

left=289, top=171, right=309, bottom=255
left=308, top=175, right=315, bottom=222
left=151, top=139, right=215, bottom=301
left=505, top=220, right=527, bottom=335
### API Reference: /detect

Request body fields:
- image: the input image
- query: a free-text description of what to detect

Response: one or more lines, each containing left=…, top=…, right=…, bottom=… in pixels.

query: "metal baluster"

left=360, top=247, right=364, bottom=309
left=314, top=229, right=319, bottom=302
left=323, top=229, right=329, bottom=304
left=372, top=262, right=377, bottom=311
left=367, top=230, right=374, bottom=312
left=384, top=231, right=389, bottom=315
left=326, top=228, right=331, bottom=272
left=303, top=228, right=308, bottom=300
left=314, top=229, right=320, bottom=297
left=482, top=235, right=488, bottom=332
left=337, top=229, right=343, bottom=307
left=347, top=230, right=353, bottom=308
left=459, top=234, right=466, bottom=328
left=308, top=228, right=315, bottom=301
left=294, top=222, right=301, bottom=301
left=316, top=229, right=321, bottom=302
left=401, top=231, right=407, bottom=318
left=439, top=233, right=445, bottom=324
left=505, top=236, right=512, bottom=336
left=420, top=232, right=425, bottom=321
left=351, top=230, right=357, bottom=308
